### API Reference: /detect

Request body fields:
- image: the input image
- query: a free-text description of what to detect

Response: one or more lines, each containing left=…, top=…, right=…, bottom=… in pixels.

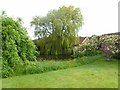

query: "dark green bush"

left=71, top=52, right=84, bottom=58
left=84, top=49, right=101, bottom=56
left=2, top=61, right=14, bottom=78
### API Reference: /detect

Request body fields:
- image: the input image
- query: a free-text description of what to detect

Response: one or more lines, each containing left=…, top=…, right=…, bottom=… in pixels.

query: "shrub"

left=2, top=61, right=14, bottom=78
left=99, top=34, right=119, bottom=59
left=1, top=12, right=37, bottom=78
left=71, top=34, right=119, bottom=59
left=71, top=36, right=101, bottom=58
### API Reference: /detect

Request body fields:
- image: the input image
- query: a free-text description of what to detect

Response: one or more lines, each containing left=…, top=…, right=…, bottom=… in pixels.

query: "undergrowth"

left=12, top=55, right=101, bottom=77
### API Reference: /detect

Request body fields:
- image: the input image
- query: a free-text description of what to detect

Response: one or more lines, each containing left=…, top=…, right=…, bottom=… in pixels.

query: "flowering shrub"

left=99, top=34, right=119, bottom=59
left=72, top=34, right=120, bottom=59
left=71, top=35, right=101, bottom=58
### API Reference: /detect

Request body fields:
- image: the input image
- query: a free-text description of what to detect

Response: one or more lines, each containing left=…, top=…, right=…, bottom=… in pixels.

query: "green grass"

left=1, top=56, right=118, bottom=88
left=13, top=55, right=99, bottom=77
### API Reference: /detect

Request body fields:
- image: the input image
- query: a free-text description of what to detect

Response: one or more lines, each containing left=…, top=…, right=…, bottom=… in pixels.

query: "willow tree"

left=31, top=5, right=83, bottom=55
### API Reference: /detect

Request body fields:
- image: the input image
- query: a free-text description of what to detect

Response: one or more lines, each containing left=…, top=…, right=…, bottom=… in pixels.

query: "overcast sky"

left=0, top=0, right=119, bottom=39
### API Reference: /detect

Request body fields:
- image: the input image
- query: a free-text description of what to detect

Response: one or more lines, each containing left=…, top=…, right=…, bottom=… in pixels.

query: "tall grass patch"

left=12, top=55, right=101, bottom=77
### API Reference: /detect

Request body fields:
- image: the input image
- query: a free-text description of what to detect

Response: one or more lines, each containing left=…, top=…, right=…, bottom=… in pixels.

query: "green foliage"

left=12, top=55, right=99, bottom=77
left=2, top=61, right=14, bottom=78
left=31, top=5, right=83, bottom=55
left=1, top=12, right=37, bottom=78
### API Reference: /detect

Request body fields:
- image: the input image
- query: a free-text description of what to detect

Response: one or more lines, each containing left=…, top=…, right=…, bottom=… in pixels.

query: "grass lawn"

left=1, top=56, right=118, bottom=88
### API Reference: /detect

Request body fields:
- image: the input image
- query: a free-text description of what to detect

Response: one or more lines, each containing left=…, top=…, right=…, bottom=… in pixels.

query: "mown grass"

left=2, top=57, right=118, bottom=88
left=13, top=55, right=100, bottom=77
left=2, top=55, right=118, bottom=88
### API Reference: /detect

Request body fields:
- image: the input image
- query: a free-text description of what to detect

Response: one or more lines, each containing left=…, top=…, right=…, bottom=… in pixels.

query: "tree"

left=1, top=12, right=37, bottom=77
left=31, top=5, right=83, bottom=56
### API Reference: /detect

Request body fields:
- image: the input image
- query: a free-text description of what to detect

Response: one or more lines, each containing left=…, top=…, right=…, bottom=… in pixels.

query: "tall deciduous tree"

left=31, top=5, right=83, bottom=55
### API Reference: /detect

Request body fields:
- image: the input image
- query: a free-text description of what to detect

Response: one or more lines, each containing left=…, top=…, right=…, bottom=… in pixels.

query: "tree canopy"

left=31, top=5, right=83, bottom=55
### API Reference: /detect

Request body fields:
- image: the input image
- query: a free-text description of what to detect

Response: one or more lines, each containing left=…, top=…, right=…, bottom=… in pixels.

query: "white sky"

left=0, top=0, right=119, bottom=39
